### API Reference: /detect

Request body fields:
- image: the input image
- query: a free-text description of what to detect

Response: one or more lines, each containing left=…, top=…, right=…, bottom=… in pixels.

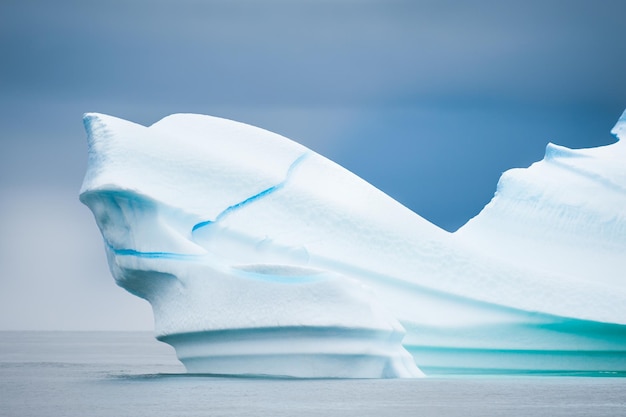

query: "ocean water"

left=1, top=332, right=625, bottom=417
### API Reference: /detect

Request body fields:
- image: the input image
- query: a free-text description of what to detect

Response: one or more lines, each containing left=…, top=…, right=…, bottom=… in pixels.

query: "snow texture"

left=79, top=110, right=626, bottom=377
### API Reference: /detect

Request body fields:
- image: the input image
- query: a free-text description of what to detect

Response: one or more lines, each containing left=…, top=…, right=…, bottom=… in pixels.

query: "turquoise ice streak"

left=192, top=152, right=309, bottom=232
left=105, top=241, right=200, bottom=260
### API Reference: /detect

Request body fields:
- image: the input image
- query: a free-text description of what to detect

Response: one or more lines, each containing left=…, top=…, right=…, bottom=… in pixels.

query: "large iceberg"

left=79, top=110, right=626, bottom=377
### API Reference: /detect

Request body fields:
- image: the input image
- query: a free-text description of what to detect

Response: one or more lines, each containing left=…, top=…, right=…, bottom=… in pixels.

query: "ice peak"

left=610, top=108, right=626, bottom=141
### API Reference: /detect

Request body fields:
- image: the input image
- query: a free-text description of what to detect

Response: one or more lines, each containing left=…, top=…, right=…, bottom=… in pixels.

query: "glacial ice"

left=80, top=110, right=626, bottom=377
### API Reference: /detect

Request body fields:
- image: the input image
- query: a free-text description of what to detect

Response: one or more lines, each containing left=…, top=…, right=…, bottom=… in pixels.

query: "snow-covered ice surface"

left=79, top=110, right=626, bottom=378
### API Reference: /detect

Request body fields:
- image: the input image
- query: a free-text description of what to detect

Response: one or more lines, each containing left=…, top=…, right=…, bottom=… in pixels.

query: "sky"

left=1, top=0, right=625, bottom=330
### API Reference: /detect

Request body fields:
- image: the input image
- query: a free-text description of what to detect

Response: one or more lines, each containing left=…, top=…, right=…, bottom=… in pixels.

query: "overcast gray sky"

left=1, top=0, right=625, bottom=330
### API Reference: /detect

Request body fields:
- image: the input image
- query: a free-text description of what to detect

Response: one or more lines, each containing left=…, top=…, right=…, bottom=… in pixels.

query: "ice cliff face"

left=79, top=110, right=626, bottom=377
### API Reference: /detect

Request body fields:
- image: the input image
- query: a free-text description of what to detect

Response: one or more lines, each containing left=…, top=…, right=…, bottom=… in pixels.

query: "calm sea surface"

left=1, top=331, right=625, bottom=417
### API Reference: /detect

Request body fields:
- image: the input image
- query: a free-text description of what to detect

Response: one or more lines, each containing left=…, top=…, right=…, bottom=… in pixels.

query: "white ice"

left=79, top=110, right=626, bottom=377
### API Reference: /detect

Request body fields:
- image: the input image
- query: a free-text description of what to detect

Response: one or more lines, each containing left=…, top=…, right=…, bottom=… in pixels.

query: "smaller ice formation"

left=80, top=110, right=626, bottom=378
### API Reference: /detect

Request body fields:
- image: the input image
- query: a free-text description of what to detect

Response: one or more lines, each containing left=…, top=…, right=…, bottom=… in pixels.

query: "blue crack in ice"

left=105, top=241, right=201, bottom=260
left=108, top=152, right=309, bottom=259
left=192, top=152, right=309, bottom=232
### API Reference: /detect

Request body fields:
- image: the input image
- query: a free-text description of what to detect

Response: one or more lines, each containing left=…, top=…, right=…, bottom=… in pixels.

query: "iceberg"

left=79, top=110, right=626, bottom=377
